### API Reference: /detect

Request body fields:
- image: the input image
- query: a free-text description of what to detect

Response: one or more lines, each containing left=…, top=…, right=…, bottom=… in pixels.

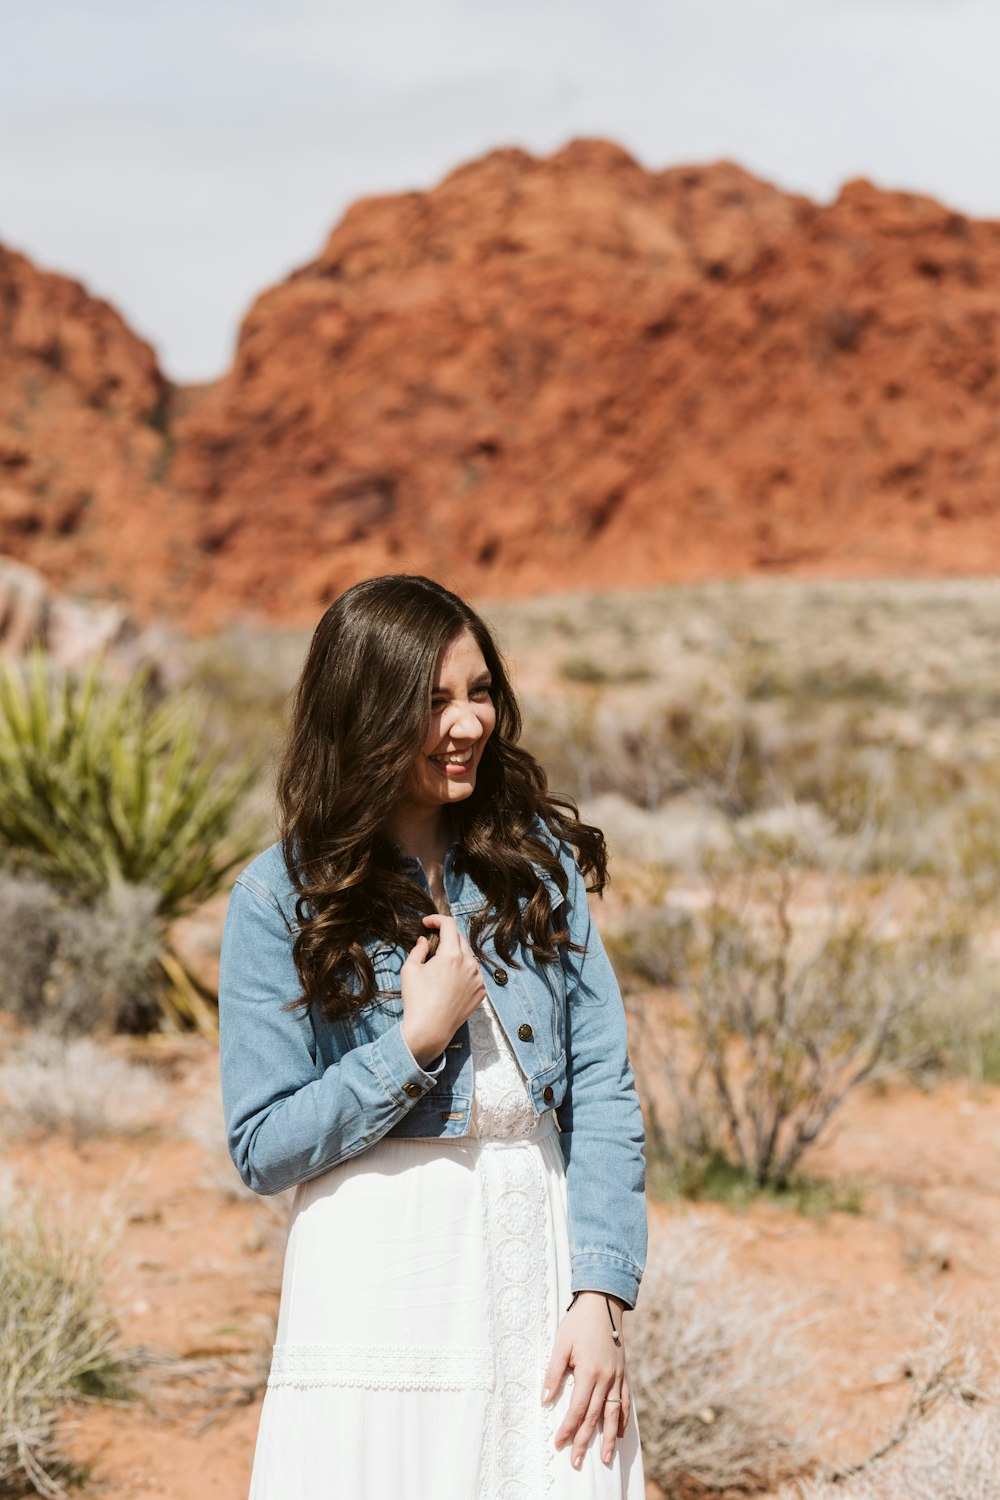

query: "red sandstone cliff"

left=3, top=141, right=1000, bottom=626
left=0, top=243, right=180, bottom=607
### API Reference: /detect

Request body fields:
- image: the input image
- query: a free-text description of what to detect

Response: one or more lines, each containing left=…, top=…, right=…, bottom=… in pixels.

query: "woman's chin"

left=427, top=760, right=478, bottom=798
left=442, top=775, right=476, bottom=802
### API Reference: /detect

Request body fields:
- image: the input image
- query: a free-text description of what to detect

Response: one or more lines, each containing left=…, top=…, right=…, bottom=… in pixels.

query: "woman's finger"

left=601, top=1389, right=623, bottom=1464
left=619, top=1370, right=631, bottom=1436
left=570, top=1380, right=610, bottom=1470
left=403, top=934, right=430, bottom=966
left=554, top=1373, right=592, bottom=1454
left=541, top=1340, right=570, bottom=1408
left=422, top=913, right=461, bottom=951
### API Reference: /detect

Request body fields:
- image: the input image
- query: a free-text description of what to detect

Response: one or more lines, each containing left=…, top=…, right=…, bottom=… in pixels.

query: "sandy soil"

left=6, top=1028, right=999, bottom=1500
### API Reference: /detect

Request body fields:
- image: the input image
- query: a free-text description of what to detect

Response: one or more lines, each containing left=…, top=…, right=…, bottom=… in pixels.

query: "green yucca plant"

left=0, top=652, right=264, bottom=1032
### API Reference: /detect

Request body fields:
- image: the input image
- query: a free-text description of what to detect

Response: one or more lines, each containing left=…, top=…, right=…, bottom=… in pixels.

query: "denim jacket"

left=218, top=830, right=647, bottom=1308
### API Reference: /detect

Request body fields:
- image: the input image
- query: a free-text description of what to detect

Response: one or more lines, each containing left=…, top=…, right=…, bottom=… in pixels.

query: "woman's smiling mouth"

left=429, top=748, right=474, bottom=773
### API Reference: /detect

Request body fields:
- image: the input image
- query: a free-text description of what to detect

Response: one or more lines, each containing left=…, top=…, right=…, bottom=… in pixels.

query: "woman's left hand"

left=541, top=1291, right=629, bottom=1469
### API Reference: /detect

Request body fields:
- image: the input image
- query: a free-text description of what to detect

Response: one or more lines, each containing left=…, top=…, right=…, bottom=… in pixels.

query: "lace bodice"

left=466, top=996, right=539, bottom=1140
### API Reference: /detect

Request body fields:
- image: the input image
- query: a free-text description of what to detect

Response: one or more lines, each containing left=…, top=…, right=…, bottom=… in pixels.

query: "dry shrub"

left=143, top=1322, right=278, bottom=1437
left=622, top=853, right=968, bottom=1190
left=43, top=883, right=164, bottom=1034
left=0, top=873, right=61, bottom=1020
left=0, top=1035, right=169, bottom=1142
left=629, top=1217, right=813, bottom=1495
left=0, top=1180, right=130, bottom=1497
left=523, top=689, right=769, bottom=814
left=0, top=871, right=163, bottom=1034
left=796, top=1313, right=999, bottom=1500
left=585, top=789, right=737, bottom=872
left=803, top=1409, right=1000, bottom=1500
left=889, top=954, right=1000, bottom=1084
left=607, top=909, right=695, bottom=990
left=925, top=787, right=1000, bottom=908
left=624, top=993, right=724, bottom=1199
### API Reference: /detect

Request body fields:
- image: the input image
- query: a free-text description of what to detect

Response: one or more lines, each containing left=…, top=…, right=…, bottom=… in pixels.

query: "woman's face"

left=404, top=628, right=497, bottom=818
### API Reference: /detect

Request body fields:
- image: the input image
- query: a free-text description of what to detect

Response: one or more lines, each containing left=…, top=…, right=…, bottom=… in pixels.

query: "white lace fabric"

left=476, top=1116, right=554, bottom=1498
left=466, top=996, right=542, bottom=1140
left=268, top=1341, right=494, bottom=1391
left=464, top=997, right=555, bottom=1497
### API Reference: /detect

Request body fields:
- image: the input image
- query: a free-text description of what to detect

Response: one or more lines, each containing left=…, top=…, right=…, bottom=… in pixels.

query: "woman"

left=219, top=574, right=647, bottom=1498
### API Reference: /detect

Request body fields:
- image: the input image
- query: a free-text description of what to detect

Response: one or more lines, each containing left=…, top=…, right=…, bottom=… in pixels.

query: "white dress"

left=248, top=996, right=645, bottom=1499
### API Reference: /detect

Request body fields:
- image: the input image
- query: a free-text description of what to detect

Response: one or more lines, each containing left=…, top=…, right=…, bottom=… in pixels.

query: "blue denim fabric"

left=218, top=831, right=647, bottom=1307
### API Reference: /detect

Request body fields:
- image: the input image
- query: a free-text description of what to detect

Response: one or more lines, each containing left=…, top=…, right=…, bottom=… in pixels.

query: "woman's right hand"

left=400, top=914, right=487, bottom=1068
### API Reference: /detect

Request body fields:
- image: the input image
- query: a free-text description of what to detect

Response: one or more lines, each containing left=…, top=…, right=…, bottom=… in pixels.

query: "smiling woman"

left=219, top=573, right=647, bottom=1498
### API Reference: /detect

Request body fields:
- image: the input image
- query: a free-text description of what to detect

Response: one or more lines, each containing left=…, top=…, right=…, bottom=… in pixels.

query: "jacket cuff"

left=570, top=1252, right=642, bottom=1310
left=370, top=1022, right=447, bottom=1107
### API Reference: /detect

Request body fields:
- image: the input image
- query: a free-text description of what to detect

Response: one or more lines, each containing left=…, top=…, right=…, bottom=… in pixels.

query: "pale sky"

left=1, top=0, right=997, bottom=381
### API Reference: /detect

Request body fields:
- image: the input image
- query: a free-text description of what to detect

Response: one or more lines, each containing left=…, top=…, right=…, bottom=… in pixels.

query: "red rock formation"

left=0, top=242, right=177, bottom=609
left=5, top=141, right=1000, bottom=627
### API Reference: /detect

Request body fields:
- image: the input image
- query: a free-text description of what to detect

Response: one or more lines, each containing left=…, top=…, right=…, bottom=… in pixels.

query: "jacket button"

left=403, top=1082, right=423, bottom=1098
left=517, top=1023, right=533, bottom=1042
left=493, top=967, right=508, bottom=985
left=542, top=1084, right=554, bottom=1103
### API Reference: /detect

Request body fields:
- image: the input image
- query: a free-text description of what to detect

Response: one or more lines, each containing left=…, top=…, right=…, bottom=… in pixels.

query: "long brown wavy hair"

left=276, top=574, right=607, bottom=1021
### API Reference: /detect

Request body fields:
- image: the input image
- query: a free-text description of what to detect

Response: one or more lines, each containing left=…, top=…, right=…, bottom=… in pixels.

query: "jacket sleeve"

left=219, top=874, right=446, bottom=1195
left=554, top=844, right=648, bottom=1309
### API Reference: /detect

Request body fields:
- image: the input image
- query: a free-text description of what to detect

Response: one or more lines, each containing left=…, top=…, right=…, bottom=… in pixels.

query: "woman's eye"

left=472, top=685, right=493, bottom=699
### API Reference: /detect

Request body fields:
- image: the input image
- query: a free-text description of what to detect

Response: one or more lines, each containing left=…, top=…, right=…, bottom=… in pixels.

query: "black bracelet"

left=565, top=1290, right=622, bottom=1344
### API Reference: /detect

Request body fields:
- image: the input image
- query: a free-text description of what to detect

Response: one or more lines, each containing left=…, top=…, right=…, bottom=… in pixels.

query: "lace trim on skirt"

left=267, top=1342, right=494, bottom=1392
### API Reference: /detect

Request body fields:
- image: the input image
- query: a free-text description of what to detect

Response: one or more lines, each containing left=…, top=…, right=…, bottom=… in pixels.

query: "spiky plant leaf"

left=0, top=651, right=262, bottom=926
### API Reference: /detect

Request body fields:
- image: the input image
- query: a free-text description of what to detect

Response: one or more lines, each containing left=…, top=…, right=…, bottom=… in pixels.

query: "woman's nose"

left=446, top=701, right=484, bottom=741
